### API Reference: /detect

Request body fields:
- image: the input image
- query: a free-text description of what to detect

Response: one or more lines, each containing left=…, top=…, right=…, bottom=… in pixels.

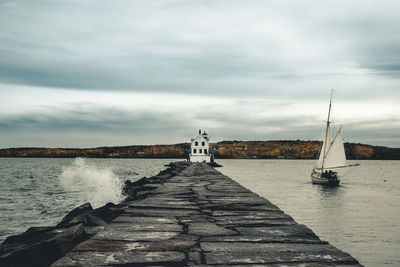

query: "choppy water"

left=0, top=158, right=399, bottom=266
left=0, top=158, right=174, bottom=242
left=219, top=159, right=400, bottom=267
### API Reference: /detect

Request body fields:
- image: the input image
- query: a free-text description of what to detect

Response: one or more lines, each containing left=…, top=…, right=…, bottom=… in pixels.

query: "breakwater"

left=0, top=162, right=362, bottom=266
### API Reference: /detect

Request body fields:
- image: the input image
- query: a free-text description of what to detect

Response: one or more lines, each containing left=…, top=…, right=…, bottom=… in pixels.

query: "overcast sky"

left=0, top=0, right=399, bottom=148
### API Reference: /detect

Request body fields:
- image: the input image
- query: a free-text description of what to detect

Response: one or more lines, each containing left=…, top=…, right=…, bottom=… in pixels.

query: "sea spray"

left=59, top=158, right=123, bottom=207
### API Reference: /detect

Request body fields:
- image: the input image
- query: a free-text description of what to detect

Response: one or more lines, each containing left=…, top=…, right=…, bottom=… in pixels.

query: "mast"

left=321, top=89, right=333, bottom=171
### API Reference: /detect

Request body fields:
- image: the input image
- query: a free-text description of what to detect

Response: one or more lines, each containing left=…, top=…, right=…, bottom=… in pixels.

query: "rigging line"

left=341, top=166, right=357, bottom=178
left=324, top=125, right=343, bottom=156
left=331, top=125, right=343, bottom=144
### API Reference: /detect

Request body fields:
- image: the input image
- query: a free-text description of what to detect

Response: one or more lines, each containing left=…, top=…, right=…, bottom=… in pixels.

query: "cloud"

left=1, top=0, right=399, bottom=96
left=0, top=1, right=399, bottom=147
left=0, top=91, right=399, bottom=148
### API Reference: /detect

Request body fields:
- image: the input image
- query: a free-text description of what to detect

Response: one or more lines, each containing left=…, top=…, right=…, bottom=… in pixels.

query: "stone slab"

left=112, top=215, right=177, bottom=224
left=51, top=251, right=185, bottom=266
left=124, top=207, right=201, bottom=216
left=201, top=235, right=327, bottom=244
left=72, top=234, right=197, bottom=253
left=203, top=251, right=358, bottom=265
left=188, top=222, right=237, bottom=236
left=204, top=251, right=359, bottom=266
left=93, top=230, right=179, bottom=242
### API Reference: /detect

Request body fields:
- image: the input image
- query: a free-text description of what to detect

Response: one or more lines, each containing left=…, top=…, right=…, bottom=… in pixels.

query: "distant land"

left=0, top=140, right=399, bottom=160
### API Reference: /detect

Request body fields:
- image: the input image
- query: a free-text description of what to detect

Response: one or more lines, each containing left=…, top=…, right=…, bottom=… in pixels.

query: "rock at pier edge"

left=0, top=162, right=363, bottom=266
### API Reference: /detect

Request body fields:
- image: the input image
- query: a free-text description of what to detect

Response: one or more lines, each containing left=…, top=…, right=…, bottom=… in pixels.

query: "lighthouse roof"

left=191, top=130, right=210, bottom=142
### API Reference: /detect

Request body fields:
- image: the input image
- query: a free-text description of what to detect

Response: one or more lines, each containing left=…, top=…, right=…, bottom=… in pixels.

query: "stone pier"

left=52, top=162, right=361, bottom=266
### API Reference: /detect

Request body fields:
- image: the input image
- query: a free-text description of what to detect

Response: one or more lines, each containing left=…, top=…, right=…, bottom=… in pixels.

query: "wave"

left=59, top=158, right=123, bottom=208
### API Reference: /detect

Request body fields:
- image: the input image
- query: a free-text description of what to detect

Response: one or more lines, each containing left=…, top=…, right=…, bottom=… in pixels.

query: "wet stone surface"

left=51, top=162, right=362, bottom=266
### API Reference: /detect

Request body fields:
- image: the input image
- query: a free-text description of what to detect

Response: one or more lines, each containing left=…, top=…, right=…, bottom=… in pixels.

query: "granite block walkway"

left=52, top=163, right=362, bottom=266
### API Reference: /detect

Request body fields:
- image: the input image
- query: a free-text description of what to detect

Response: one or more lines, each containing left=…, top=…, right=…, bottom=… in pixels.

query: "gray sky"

left=0, top=0, right=399, bottom=148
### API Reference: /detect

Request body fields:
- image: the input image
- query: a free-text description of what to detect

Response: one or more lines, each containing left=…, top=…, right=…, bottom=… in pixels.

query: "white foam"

left=59, top=158, right=122, bottom=207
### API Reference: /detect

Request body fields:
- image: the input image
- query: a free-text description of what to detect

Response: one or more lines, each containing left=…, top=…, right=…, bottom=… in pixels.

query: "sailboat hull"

left=311, top=171, right=340, bottom=187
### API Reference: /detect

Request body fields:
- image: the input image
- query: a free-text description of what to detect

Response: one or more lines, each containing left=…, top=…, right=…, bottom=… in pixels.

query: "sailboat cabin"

left=189, top=129, right=211, bottom=162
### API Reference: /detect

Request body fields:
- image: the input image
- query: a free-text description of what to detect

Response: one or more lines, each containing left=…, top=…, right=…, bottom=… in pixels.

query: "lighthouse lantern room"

left=189, top=129, right=211, bottom=162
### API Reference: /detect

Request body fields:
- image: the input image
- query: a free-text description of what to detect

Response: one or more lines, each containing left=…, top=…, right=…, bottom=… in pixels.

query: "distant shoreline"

left=1, top=140, right=399, bottom=160
left=0, top=157, right=398, bottom=161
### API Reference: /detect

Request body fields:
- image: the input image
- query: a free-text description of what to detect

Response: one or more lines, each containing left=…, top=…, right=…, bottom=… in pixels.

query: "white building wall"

left=189, top=131, right=211, bottom=162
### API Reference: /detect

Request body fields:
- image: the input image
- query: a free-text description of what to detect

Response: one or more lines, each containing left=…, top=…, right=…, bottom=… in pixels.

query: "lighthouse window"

left=204, top=149, right=208, bottom=154
left=202, top=142, right=205, bottom=146
left=195, top=141, right=198, bottom=146
left=199, top=149, right=202, bottom=153
left=193, top=149, right=197, bottom=154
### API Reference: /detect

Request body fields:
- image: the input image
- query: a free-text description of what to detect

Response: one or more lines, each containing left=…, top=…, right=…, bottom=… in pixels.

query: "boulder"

left=58, top=202, right=124, bottom=228
left=122, top=180, right=138, bottom=198
left=0, top=224, right=87, bottom=267
left=57, top=203, right=93, bottom=227
left=90, top=202, right=125, bottom=223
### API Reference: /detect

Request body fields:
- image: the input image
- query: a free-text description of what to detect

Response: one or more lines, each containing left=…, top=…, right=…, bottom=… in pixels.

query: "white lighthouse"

left=189, top=129, right=211, bottom=163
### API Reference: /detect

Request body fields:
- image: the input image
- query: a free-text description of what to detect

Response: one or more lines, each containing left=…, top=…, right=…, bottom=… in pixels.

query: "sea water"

left=0, top=158, right=173, bottom=242
left=219, top=159, right=400, bottom=267
left=0, top=158, right=399, bottom=266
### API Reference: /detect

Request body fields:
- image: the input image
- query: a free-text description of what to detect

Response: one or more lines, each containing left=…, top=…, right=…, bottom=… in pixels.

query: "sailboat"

left=311, top=91, right=356, bottom=186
